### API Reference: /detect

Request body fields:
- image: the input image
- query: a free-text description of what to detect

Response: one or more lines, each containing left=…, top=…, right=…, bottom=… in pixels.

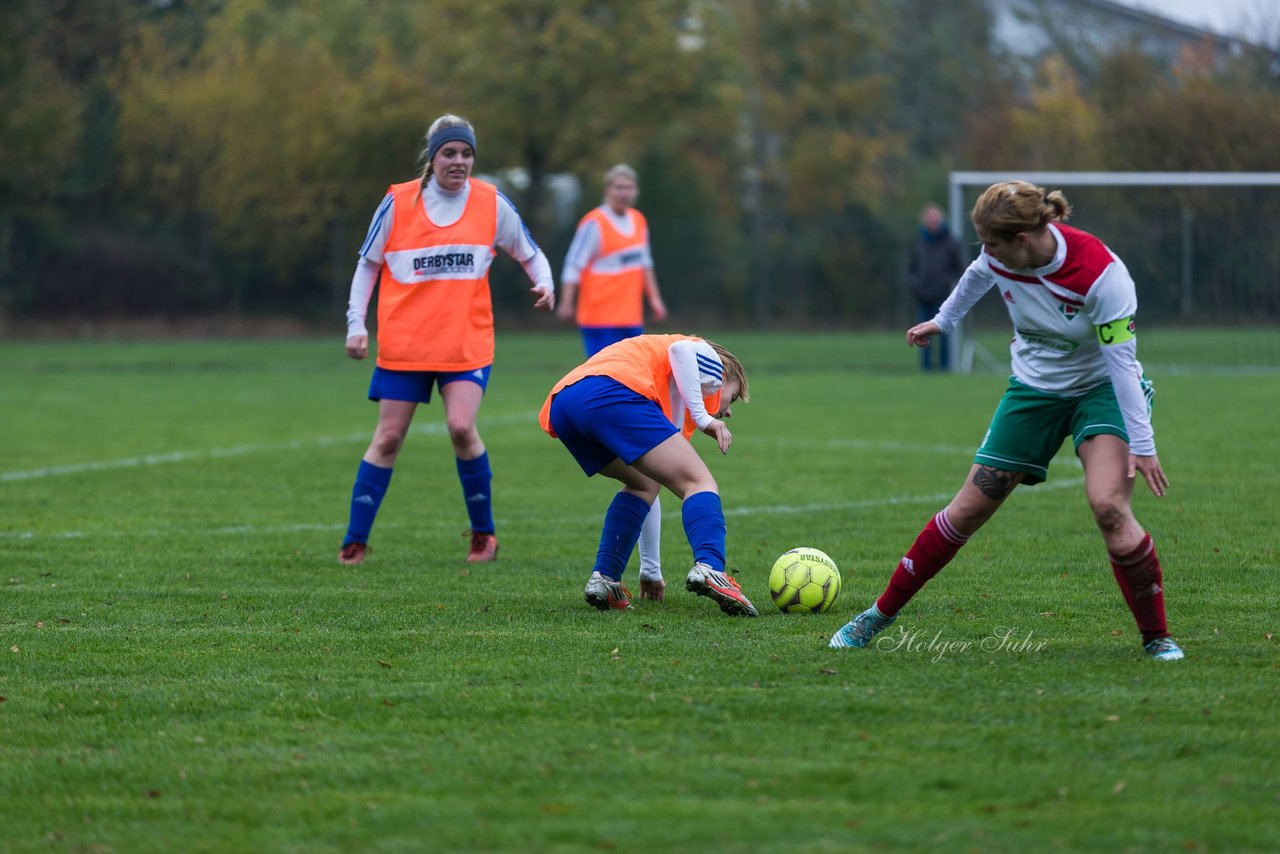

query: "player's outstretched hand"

left=1131, top=453, right=1169, bottom=497
left=703, top=419, right=732, bottom=454
left=906, top=321, right=941, bottom=348
left=532, top=285, right=555, bottom=312
left=346, top=335, right=368, bottom=360
left=639, top=578, right=665, bottom=601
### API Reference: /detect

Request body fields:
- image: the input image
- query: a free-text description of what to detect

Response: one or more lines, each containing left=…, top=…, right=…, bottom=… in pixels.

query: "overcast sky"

left=1112, top=0, right=1280, bottom=40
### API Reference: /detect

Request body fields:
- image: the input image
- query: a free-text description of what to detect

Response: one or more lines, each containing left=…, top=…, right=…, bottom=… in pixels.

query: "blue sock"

left=682, top=491, right=726, bottom=571
left=345, top=460, right=393, bottom=546
left=457, top=452, right=494, bottom=534
left=592, top=492, right=651, bottom=580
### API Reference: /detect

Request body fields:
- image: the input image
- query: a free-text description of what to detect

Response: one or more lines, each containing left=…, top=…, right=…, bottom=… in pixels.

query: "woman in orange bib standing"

left=557, top=164, right=669, bottom=598
left=340, top=114, right=555, bottom=565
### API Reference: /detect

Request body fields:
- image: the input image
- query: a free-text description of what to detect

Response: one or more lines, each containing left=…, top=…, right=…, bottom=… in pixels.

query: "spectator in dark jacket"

left=908, top=203, right=965, bottom=370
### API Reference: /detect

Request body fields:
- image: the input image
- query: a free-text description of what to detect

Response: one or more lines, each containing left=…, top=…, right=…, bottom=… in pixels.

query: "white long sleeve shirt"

left=667, top=338, right=725, bottom=430
left=345, top=177, right=554, bottom=338
left=933, top=223, right=1156, bottom=455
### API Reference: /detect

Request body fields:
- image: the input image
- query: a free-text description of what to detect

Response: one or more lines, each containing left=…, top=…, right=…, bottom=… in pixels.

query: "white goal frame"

left=945, top=171, right=1280, bottom=373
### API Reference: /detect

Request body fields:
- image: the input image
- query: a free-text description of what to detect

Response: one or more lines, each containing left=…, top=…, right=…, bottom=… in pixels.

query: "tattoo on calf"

left=973, top=466, right=1019, bottom=500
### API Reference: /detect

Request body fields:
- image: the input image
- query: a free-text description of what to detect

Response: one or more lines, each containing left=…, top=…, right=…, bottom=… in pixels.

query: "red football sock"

left=1109, top=533, right=1168, bottom=644
left=876, top=509, right=970, bottom=616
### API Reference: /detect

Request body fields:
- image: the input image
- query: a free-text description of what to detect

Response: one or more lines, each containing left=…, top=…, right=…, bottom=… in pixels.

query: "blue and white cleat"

left=829, top=604, right=896, bottom=649
left=1143, top=636, right=1185, bottom=661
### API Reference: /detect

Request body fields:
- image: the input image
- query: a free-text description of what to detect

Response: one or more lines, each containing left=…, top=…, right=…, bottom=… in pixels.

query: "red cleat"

left=466, top=531, right=498, bottom=562
left=584, top=571, right=633, bottom=610
left=685, top=562, right=758, bottom=617
left=338, top=542, right=368, bottom=565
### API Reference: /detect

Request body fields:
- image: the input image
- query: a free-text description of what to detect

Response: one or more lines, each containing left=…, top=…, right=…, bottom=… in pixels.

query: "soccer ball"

left=768, top=547, right=841, bottom=614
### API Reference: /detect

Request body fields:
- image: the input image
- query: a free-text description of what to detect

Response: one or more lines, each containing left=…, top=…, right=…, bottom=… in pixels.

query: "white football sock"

left=638, top=495, right=662, bottom=581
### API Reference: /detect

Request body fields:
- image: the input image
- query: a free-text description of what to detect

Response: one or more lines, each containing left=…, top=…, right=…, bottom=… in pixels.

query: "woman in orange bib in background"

left=340, top=114, right=555, bottom=565
left=557, top=164, right=670, bottom=598
left=557, top=164, right=668, bottom=355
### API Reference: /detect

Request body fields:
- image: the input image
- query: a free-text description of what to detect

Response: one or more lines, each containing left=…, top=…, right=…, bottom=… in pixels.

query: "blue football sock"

left=592, top=491, right=651, bottom=581
left=345, top=460, right=393, bottom=546
left=457, top=452, right=494, bottom=535
left=682, top=491, right=727, bottom=572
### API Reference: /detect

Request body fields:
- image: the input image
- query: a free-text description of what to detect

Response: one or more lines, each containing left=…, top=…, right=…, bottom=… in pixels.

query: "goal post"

left=945, top=171, right=1280, bottom=373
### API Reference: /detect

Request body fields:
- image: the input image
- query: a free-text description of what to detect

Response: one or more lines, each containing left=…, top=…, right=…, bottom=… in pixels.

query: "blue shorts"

left=368, top=365, right=492, bottom=404
left=581, top=326, right=644, bottom=358
left=549, top=375, right=678, bottom=476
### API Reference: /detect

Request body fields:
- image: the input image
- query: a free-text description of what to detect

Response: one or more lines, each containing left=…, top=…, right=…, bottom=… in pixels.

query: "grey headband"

left=426, top=126, right=477, bottom=164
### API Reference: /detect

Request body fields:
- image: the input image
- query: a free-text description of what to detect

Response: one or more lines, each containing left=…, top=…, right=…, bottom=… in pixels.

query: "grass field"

left=2, top=329, right=1277, bottom=853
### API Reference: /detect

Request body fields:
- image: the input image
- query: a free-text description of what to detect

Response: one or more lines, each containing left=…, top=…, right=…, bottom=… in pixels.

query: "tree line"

left=3, top=0, right=1278, bottom=328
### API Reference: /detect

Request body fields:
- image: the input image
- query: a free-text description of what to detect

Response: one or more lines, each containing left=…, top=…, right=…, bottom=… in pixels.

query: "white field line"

left=0, top=413, right=537, bottom=483
left=757, top=437, right=978, bottom=456
left=3, top=420, right=1086, bottom=484
left=727, top=476, right=1084, bottom=518
left=1, top=476, right=1086, bottom=541
left=752, top=436, right=1085, bottom=470
left=1149, top=363, right=1280, bottom=376
left=3, top=419, right=1087, bottom=540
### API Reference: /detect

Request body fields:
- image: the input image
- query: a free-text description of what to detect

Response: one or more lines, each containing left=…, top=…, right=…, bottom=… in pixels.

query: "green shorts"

left=974, top=377, right=1129, bottom=485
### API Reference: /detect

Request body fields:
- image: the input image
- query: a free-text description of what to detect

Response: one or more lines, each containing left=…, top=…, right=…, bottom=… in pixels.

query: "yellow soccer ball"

left=768, top=547, right=841, bottom=614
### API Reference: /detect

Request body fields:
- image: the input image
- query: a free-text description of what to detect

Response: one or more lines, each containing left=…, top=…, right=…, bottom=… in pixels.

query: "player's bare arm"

left=555, top=280, right=576, bottom=321
left=1131, top=453, right=1169, bottom=498
left=907, top=321, right=941, bottom=348
left=532, top=285, right=555, bottom=312
left=702, top=419, right=732, bottom=455
left=645, top=269, right=668, bottom=322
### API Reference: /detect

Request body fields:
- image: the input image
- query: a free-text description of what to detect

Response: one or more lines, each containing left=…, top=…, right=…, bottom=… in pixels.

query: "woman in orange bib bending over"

left=540, top=334, right=757, bottom=616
